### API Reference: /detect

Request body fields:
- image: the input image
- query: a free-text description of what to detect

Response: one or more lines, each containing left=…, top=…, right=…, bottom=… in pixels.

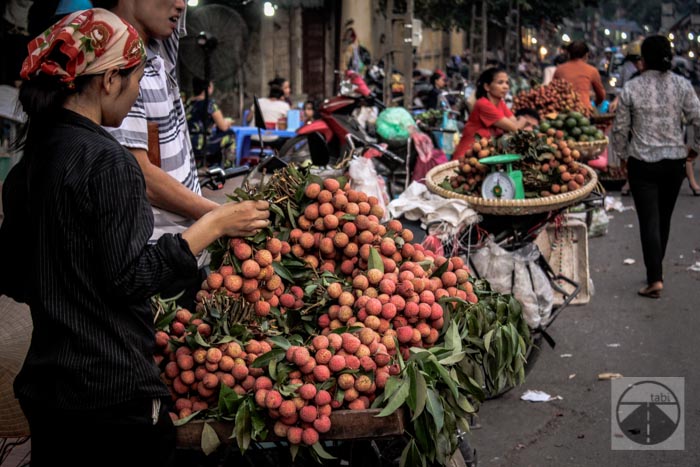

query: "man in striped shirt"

left=94, top=0, right=219, bottom=257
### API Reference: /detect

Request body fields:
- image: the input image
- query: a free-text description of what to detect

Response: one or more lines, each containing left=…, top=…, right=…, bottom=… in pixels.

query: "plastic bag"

left=588, top=207, right=609, bottom=237
left=348, top=157, right=390, bottom=222
left=513, top=243, right=554, bottom=328
left=513, top=260, right=540, bottom=329
left=471, top=238, right=554, bottom=329
left=410, top=130, right=447, bottom=183
left=376, top=107, right=416, bottom=144
left=470, top=236, right=514, bottom=294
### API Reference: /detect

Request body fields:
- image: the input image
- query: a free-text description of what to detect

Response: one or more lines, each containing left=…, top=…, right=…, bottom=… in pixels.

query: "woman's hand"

left=217, top=200, right=270, bottom=238
left=182, top=200, right=270, bottom=256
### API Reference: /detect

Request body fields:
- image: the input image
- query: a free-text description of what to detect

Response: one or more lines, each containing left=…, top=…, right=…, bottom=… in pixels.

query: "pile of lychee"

left=155, top=178, right=478, bottom=447
left=512, top=78, right=591, bottom=118
left=450, top=132, right=590, bottom=197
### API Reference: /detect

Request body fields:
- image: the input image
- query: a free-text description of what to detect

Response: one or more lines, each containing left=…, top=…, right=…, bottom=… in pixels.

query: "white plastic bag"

left=470, top=236, right=514, bottom=295
left=588, top=208, right=609, bottom=237
left=348, top=157, right=390, bottom=222
left=471, top=238, right=554, bottom=329
left=512, top=260, right=540, bottom=329
left=513, top=243, right=554, bottom=328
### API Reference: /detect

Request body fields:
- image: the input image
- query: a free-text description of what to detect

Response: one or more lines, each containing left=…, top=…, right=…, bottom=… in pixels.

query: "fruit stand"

left=422, top=126, right=602, bottom=343
left=154, top=165, right=527, bottom=467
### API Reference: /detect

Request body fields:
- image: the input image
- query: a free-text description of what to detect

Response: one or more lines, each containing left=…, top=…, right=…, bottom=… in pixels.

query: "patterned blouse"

left=612, top=70, right=700, bottom=162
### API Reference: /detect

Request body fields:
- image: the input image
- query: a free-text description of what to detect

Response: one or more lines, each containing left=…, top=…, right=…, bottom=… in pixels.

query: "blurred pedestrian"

left=553, top=41, right=606, bottom=110
left=611, top=35, right=700, bottom=299
left=424, top=69, right=448, bottom=110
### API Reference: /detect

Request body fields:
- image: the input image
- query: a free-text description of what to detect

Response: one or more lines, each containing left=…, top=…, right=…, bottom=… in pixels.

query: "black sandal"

left=638, top=285, right=662, bottom=299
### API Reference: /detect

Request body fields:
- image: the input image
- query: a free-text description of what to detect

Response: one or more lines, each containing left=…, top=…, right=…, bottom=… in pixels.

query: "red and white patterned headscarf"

left=20, top=8, right=145, bottom=85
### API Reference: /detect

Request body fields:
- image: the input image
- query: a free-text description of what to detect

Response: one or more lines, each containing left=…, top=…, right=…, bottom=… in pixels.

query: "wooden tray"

left=176, top=408, right=407, bottom=449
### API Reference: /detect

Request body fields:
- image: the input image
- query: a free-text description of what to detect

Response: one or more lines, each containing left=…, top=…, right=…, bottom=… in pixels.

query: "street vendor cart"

left=175, top=408, right=473, bottom=466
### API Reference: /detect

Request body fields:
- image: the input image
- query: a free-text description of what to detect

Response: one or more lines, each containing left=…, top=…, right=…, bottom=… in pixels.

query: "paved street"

left=468, top=182, right=700, bottom=467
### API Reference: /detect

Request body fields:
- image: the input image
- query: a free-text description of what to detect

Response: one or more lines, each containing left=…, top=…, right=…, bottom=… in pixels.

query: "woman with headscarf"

left=0, top=9, right=269, bottom=466
left=612, top=35, right=700, bottom=299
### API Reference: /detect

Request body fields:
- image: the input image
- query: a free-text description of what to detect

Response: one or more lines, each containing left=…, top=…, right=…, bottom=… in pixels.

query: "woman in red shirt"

left=453, top=67, right=528, bottom=159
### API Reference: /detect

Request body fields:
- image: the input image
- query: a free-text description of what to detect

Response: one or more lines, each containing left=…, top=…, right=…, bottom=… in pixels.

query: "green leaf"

left=444, top=322, right=461, bottom=352
left=287, top=200, right=297, bottom=228
left=377, top=381, right=410, bottom=417
left=425, top=389, right=444, bottom=432
left=272, top=262, right=294, bottom=282
left=383, top=375, right=401, bottom=400
left=267, top=335, right=292, bottom=350
left=289, top=445, right=299, bottom=461
left=412, top=370, right=428, bottom=421
left=172, top=410, right=202, bottom=426
left=201, top=422, right=221, bottom=455
left=311, top=442, right=337, bottom=459
left=400, top=439, right=425, bottom=467
left=431, top=258, right=449, bottom=278
left=368, top=247, right=385, bottom=273
left=456, top=395, right=475, bottom=413
left=194, top=332, right=211, bottom=348
left=305, top=284, right=318, bottom=296
left=269, top=202, right=285, bottom=216
left=483, top=329, right=495, bottom=353
left=250, top=348, right=285, bottom=368
left=235, top=400, right=252, bottom=452
left=218, top=384, right=241, bottom=415
left=438, top=351, right=467, bottom=365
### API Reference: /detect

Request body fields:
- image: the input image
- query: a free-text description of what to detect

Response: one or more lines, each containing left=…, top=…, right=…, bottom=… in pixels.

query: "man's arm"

left=129, top=148, right=219, bottom=220
left=591, top=69, right=606, bottom=105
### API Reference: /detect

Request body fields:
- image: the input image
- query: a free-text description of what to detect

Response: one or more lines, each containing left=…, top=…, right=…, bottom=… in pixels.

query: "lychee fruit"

left=300, top=405, right=318, bottom=423
left=313, top=415, right=332, bottom=434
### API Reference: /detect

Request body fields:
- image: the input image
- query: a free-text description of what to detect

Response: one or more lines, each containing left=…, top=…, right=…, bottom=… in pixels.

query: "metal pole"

left=481, top=0, right=487, bottom=73
left=403, top=0, right=414, bottom=108
left=383, top=0, right=393, bottom=108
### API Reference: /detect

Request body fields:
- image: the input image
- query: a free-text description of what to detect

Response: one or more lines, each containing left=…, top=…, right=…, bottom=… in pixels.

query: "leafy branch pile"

left=152, top=165, right=531, bottom=466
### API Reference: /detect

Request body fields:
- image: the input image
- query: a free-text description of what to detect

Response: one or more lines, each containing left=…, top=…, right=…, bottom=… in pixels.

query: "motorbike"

left=277, top=69, right=385, bottom=166
left=246, top=70, right=416, bottom=197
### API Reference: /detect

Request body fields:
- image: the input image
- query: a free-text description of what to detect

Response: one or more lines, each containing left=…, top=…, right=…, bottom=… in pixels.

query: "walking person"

left=0, top=9, right=269, bottom=467
left=611, top=35, right=700, bottom=299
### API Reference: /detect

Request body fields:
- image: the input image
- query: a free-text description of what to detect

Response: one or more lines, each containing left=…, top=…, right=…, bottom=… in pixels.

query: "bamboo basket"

left=568, top=137, right=608, bottom=161
left=425, top=161, right=598, bottom=216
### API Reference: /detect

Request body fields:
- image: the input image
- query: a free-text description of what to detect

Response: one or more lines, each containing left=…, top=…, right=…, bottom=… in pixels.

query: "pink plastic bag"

left=411, top=131, right=447, bottom=183
left=587, top=147, right=608, bottom=170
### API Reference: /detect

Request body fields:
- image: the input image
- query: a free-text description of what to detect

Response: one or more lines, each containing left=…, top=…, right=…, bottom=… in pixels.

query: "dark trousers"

left=627, top=157, right=685, bottom=284
left=21, top=398, right=176, bottom=467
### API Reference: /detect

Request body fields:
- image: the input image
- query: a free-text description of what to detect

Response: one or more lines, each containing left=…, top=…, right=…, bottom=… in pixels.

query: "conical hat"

left=0, top=295, right=31, bottom=437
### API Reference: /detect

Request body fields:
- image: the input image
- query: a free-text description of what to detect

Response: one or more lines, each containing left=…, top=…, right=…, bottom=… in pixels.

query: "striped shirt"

left=3, top=109, right=198, bottom=409
left=104, top=15, right=201, bottom=242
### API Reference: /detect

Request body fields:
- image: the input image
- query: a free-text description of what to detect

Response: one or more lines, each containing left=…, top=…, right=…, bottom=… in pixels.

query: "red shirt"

left=453, top=97, right=512, bottom=159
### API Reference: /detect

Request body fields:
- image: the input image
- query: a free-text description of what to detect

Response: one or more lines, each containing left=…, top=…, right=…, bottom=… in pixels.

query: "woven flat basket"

left=425, top=161, right=598, bottom=216
left=568, top=137, right=608, bottom=161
